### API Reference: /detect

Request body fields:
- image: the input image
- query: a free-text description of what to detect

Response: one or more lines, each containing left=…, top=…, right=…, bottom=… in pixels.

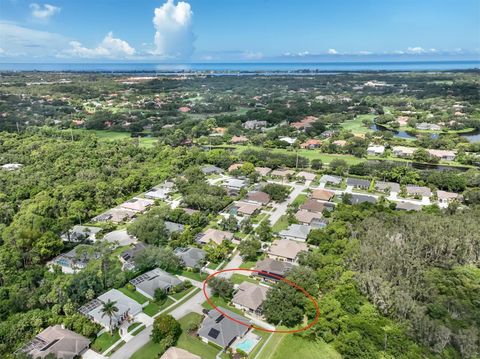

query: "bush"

left=154, top=288, right=167, bottom=303
left=126, top=283, right=136, bottom=292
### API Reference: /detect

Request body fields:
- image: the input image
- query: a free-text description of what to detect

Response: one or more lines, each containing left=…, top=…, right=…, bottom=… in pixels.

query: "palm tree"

left=101, top=299, right=119, bottom=334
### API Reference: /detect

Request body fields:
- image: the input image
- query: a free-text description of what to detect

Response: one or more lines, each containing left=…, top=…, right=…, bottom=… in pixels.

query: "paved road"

left=267, top=181, right=308, bottom=226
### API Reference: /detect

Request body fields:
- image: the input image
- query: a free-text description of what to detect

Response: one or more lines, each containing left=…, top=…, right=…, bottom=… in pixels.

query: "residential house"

left=160, top=347, right=200, bottom=359
left=296, top=171, right=316, bottom=181
left=197, top=228, right=234, bottom=246
left=130, top=268, right=182, bottom=299
left=437, top=190, right=461, bottom=205
left=232, top=201, right=262, bottom=217
left=311, top=189, right=335, bottom=201
left=254, top=258, right=293, bottom=282
left=49, top=245, right=99, bottom=274
left=392, top=146, right=416, bottom=158
left=232, top=282, right=269, bottom=316
left=243, top=120, right=267, bottom=130
left=79, top=289, right=143, bottom=332
left=319, top=175, right=342, bottom=186
left=267, top=239, right=308, bottom=263
left=92, top=208, right=137, bottom=223
left=406, top=185, right=431, bottom=198
left=201, top=165, right=224, bottom=175
left=120, top=198, right=155, bottom=213
left=174, top=247, right=206, bottom=269
left=279, top=224, right=312, bottom=242
left=119, top=242, right=148, bottom=270
left=231, top=135, right=249, bottom=144
left=300, top=199, right=326, bottom=213
left=416, top=122, right=442, bottom=131
left=396, top=202, right=422, bottom=211
left=17, top=325, right=90, bottom=359
left=1, top=163, right=23, bottom=171
left=333, top=140, right=347, bottom=147
left=103, top=229, right=137, bottom=246
left=145, top=181, right=175, bottom=199
left=349, top=194, right=377, bottom=204
left=165, top=221, right=185, bottom=234
left=295, top=210, right=323, bottom=227
left=367, top=144, right=385, bottom=156
left=225, top=178, right=247, bottom=194
left=427, top=149, right=456, bottom=161
left=300, top=139, right=322, bottom=149
left=374, top=181, right=400, bottom=194
left=198, top=307, right=250, bottom=349
left=346, top=178, right=371, bottom=190
left=246, top=191, right=271, bottom=205
left=271, top=169, right=295, bottom=179
left=228, top=163, right=243, bottom=172
left=254, top=167, right=272, bottom=177
left=61, top=225, right=102, bottom=242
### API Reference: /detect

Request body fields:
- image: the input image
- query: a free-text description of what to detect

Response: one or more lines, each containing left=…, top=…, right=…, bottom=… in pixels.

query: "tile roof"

left=268, top=239, right=308, bottom=260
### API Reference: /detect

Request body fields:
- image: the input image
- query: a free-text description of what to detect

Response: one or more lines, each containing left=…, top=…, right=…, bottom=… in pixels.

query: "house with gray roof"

left=61, top=225, right=102, bottom=242
left=396, top=202, right=422, bottom=211
left=349, top=194, right=377, bottom=205
left=17, top=325, right=90, bottom=359
left=202, top=165, right=224, bottom=175
left=346, top=178, right=371, bottom=190
left=406, top=185, right=432, bottom=198
left=319, top=175, right=343, bottom=186
left=79, top=289, right=143, bottom=331
left=165, top=221, right=185, bottom=233
left=119, top=242, right=148, bottom=270
left=374, top=181, right=400, bottom=194
left=279, top=224, right=312, bottom=242
left=49, top=245, right=99, bottom=274
left=130, top=268, right=182, bottom=299
left=254, top=258, right=293, bottom=282
left=198, top=307, right=250, bottom=349
left=232, top=282, right=269, bottom=316
left=174, top=247, right=206, bottom=269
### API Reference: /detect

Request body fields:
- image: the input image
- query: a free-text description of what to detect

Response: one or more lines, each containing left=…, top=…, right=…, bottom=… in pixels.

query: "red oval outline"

left=202, top=268, right=320, bottom=333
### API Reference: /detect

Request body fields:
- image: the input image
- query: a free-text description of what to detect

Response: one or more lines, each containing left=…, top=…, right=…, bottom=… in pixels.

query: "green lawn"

left=341, top=114, right=375, bottom=134
left=180, top=270, right=208, bottom=282
left=256, top=335, right=341, bottom=359
left=70, top=129, right=157, bottom=148
left=91, top=330, right=120, bottom=353
left=207, top=261, right=221, bottom=270
left=170, top=286, right=196, bottom=301
left=128, top=322, right=142, bottom=333
left=143, top=297, right=175, bottom=316
left=231, top=273, right=261, bottom=285
left=202, top=296, right=245, bottom=316
left=239, top=260, right=256, bottom=269
left=118, top=287, right=149, bottom=305
left=247, top=330, right=272, bottom=358
left=131, top=313, right=221, bottom=359
left=252, top=212, right=269, bottom=224
left=272, top=215, right=289, bottom=233
left=292, top=193, right=308, bottom=206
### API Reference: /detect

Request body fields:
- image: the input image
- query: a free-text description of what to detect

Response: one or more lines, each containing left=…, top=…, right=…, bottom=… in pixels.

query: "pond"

left=370, top=124, right=480, bottom=143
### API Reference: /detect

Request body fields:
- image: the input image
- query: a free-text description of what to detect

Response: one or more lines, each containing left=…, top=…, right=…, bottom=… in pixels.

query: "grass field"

left=272, top=215, right=289, bottom=232
left=180, top=269, right=208, bottom=282
left=170, top=286, right=196, bottom=301
left=70, top=129, right=157, bottom=148
left=202, top=296, right=245, bottom=316
left=292, top=193, right=308, bottom=206
left=256, top=335, right=341, bottom=359
left=91, top=330, right=120, bottom=353
left=341, top=114, right=375, bottom=134
left=230, top=273, right=261, bottom=285
left=143, top=297, right=175, bottom=316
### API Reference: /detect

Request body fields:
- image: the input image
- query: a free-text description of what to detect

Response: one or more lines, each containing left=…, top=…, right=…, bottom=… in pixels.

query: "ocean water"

left=0, top=61, right=479, bottom=73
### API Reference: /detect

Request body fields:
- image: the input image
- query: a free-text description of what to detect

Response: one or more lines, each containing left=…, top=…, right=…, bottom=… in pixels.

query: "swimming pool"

left=234, top=334, right=260, bottom=354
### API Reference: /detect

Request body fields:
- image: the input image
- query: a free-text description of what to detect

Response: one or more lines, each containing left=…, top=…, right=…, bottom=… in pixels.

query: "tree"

left=154, top=288, right=167, bottom=303
left=204, top=241, right=232, bottom=263
left=220, top=215, right=239, bottom=232
left=128, top=209, right=169, bottom=246
left=256, top=220, right=273, bottom=242
left=208, top=277, right=234, bottom=299
left=238, top=239, right=261, bottom=261
left=329, top=159, right=349, bottom=175
left=151, top=314, right=181, bottom=344
left=101, top=300, right=119, bottom=334
left=311, top=159, right=323, bottom=170
left=134, top=247, right=182, bottom=273
left=240, top=217, right=253, bottom=234
left=263, top=183, right=290, bottom=202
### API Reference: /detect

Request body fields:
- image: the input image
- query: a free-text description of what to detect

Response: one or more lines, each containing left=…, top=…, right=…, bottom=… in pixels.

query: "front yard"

left=91, top=330, right=120, bottom=353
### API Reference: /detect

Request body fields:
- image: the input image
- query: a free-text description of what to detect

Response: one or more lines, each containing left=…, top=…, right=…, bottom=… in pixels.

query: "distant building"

left=119, top=198, right=155, bottom=213
left=367, top=144, right=385, bottom=156
left=348, top=194, right=377, bottom=205
left=61, top=225, right=102, bottom=242
left=130, top=268, right=182, bottom=299
left=416, top=122, right=442, bottom=131
left=254, top=167, right=272, bottom=177
left=300, top=139, right=322, bottom=149
left=231, top=135, right=249, bottom=144
left=1, top=163, right=23, bottom=171
left=392, top=146, right=416, bottom=157
left=396, top=202, right=422, bottom=211
left=406, top=185, right=431, bottom=198
left=319, top=175, right=343, bottom=186
left=296, top=171, right=316, bottom=181
left=437, top=190, right=461, bottom=205
left=346, top=178, right=371, bottom=190
left=17, top=325, right=90, bottom=359
left=174, top=247, right=206, bottom=269
left=196, top=228, right=234, bottom=246
left=49, top=245, right=99, bottom=274
left=243, top=120, right=267, bottom=130
left=267, top=239, right=308, bottom=263
left=201, top=165, right=224, bottom=175
left=254, top=258, right=293, bottom=282
left=279, top=224, right=312, bottom=242
left=427, top=149, right=456, bottom=161
left=374, top=181, right=400, bottom=194
left=232, top=201, right=262, bottom=217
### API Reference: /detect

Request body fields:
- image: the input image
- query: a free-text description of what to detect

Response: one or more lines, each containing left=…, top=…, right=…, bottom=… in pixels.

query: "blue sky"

left=0, top=0, right=479, bottom=62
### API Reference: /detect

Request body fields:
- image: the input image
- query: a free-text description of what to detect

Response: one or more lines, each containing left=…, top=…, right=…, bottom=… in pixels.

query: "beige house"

left=267, top=239, right=308, bottom=263
left=197, top=228, right=234, bottom=246
left=232, top=282, right=269, bottom=316
left=311, top=189, right=335, bottom=201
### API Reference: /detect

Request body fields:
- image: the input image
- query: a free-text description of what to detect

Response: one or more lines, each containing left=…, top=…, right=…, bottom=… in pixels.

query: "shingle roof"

left=349, top=194, right=377, bottom=204
left=374, top=181, right=400, bottom=193
left=396, top=202, right=422, bottom=211
left=198, top=307, right=250, bottom=348
left=295, top=210, right=322, bottom=225
left=268, top=239, right=308, bottom=260
left=197, top=228, right=234, bottom=245
left=174, top=247, right=206, bottom=268
left=346, top=178, right=371, bottom=188
left=246, top=191, right=271, bottom=204
left=300, top=199, right=326, bottom=213
left=279, top=224, right=312, bottom=241
left=319, top=175, right=342, bottom=184
left=232, top=282, right=269, bottom=311
left=310, top=189, right=335, bottom=201
left=130, top=268, right=182, bottom=297
left=255, top=258, right=293, bottom=277
left=160, top=347, right=201, bottom=359
left=406, top=185, right=431, bottom=197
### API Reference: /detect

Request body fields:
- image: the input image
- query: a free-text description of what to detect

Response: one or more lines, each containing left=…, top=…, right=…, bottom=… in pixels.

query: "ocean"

left=0, top=61, right=479, bottom=73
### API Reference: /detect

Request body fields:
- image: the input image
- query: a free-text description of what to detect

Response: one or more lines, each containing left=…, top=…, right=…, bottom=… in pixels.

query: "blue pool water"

left=235, top=338, right=257, bottom=353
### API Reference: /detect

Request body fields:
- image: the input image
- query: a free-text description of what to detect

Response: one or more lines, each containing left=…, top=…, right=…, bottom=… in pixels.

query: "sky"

left=0, top=0, right=479, bottom=62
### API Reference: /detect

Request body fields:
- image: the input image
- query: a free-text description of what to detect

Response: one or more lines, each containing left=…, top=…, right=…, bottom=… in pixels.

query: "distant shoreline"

left=0, top=60, right=479, bottom=73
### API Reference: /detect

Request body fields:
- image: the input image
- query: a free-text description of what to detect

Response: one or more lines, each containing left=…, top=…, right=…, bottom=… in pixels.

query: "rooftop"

left=268, top=239, right=308, bottom=260
left=232, top=282, right=269, bottom=311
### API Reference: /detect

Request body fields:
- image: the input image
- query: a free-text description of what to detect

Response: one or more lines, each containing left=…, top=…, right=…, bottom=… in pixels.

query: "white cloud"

left=152, top=0, right=194, bottom=58
left=0, top=21, right=68, bottom=57
left=65, top=32, right=135, bottom=58
left=327, top=48, right=338, bottom=55
left=30, top=3, right=61, bottom=19
left=242, top=50, right=263, bottom=60
left=403, top=47, right=438, bottom=54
